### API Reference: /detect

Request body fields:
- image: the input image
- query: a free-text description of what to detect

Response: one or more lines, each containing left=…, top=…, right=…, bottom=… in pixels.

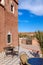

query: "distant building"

left=0, top=0, right=18, bottom=52
left=18, top=32, right=34, bottom=45
left=19, top=38, right=32, bottom=45
left=19, top=32, right=40, bottom=47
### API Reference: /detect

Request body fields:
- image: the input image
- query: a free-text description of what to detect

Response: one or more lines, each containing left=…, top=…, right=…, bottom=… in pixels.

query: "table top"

left=4, top=46, right=15, bottom=50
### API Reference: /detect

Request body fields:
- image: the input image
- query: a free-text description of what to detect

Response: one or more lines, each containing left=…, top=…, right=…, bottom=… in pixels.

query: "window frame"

left=10, top=4, right=14, bottom=14
left=7, top=32, right=12, bottom=44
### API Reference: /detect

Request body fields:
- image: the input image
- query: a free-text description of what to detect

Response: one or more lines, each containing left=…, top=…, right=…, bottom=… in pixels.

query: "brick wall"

left=0, top=3, right=18, bottom=52
left=5, top=0, right=18, bottom=16
left=0, top=5, right=6, bottom=52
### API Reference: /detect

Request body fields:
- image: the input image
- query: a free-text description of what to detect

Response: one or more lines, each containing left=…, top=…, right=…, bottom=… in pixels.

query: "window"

left=8, top=34, right=11, bottom=43
left=7, top=32, right=12, bottom=44
left=26, top=39, right=32, bottom=45
left=11, top=4, right=13, bottom=11
left=11, top=4, right=14, bottom=13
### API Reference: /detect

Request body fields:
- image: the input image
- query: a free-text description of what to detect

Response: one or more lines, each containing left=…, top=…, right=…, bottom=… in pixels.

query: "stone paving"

left=0, top=45, right=42, bottom=65
left=0, top=53, right=20, bottom=65
left=0, top=46, right=34, bottom=65
left=20, top=44, right=42, bottom=57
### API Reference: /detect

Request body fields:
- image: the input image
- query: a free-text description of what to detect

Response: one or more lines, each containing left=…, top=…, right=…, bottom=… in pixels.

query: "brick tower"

left=0, top=0, right=18, bottom=52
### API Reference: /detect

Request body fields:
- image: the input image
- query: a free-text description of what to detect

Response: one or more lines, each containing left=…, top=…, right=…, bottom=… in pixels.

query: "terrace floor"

left=0, top=44, right=42, bottom=65
left=0, top=53, right=20, bottom=65
left=0, top=47, right=33, bottom=65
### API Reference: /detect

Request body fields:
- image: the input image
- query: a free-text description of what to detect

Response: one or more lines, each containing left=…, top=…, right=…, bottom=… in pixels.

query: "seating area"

left=3, top=46, right=18, bottom=57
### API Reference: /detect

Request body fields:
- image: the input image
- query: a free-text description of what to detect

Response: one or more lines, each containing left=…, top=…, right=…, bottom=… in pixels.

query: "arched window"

left=11, top=4, right=14, bottom=13
left=7, top=32, right=12, bottom=43
left=8, top=34, right=11, bottom=43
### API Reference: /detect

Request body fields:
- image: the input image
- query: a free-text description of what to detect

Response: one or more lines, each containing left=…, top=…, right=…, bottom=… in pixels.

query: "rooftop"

left=0, top=45, right=42, bottom=65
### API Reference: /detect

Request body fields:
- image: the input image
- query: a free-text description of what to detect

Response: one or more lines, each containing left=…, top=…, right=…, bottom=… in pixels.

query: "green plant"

left=35, top=31, right=43, bottom=56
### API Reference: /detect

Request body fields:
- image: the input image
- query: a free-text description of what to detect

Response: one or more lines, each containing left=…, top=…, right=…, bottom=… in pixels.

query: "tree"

left=18, top=33, right=23, bottom=38
left=35, top=31, right=43, bottom=48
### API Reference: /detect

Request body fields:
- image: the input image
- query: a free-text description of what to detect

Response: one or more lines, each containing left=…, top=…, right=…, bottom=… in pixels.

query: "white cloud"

left=18, top=0, right=43, bottom=16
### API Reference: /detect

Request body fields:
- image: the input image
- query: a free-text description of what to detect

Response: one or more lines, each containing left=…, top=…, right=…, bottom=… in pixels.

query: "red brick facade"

left=0, top=0, right=18, bottom=52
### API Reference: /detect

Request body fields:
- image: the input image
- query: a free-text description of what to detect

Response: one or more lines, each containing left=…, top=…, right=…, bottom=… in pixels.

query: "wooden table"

left=4, top=46, right=18, bottom=57
left=4, top=46, right=15, bottom=57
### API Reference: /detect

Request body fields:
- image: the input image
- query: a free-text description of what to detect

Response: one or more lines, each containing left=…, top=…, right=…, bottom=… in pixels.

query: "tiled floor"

left=0, top=53, right=20, bottom=65
left=0, top=46, right=34, bottom=65
left=0, top=45, right=42, bottom=65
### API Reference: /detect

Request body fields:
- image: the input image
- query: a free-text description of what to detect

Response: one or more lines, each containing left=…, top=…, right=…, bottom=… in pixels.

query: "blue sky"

left=18, top=0, right=43, bottom=32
